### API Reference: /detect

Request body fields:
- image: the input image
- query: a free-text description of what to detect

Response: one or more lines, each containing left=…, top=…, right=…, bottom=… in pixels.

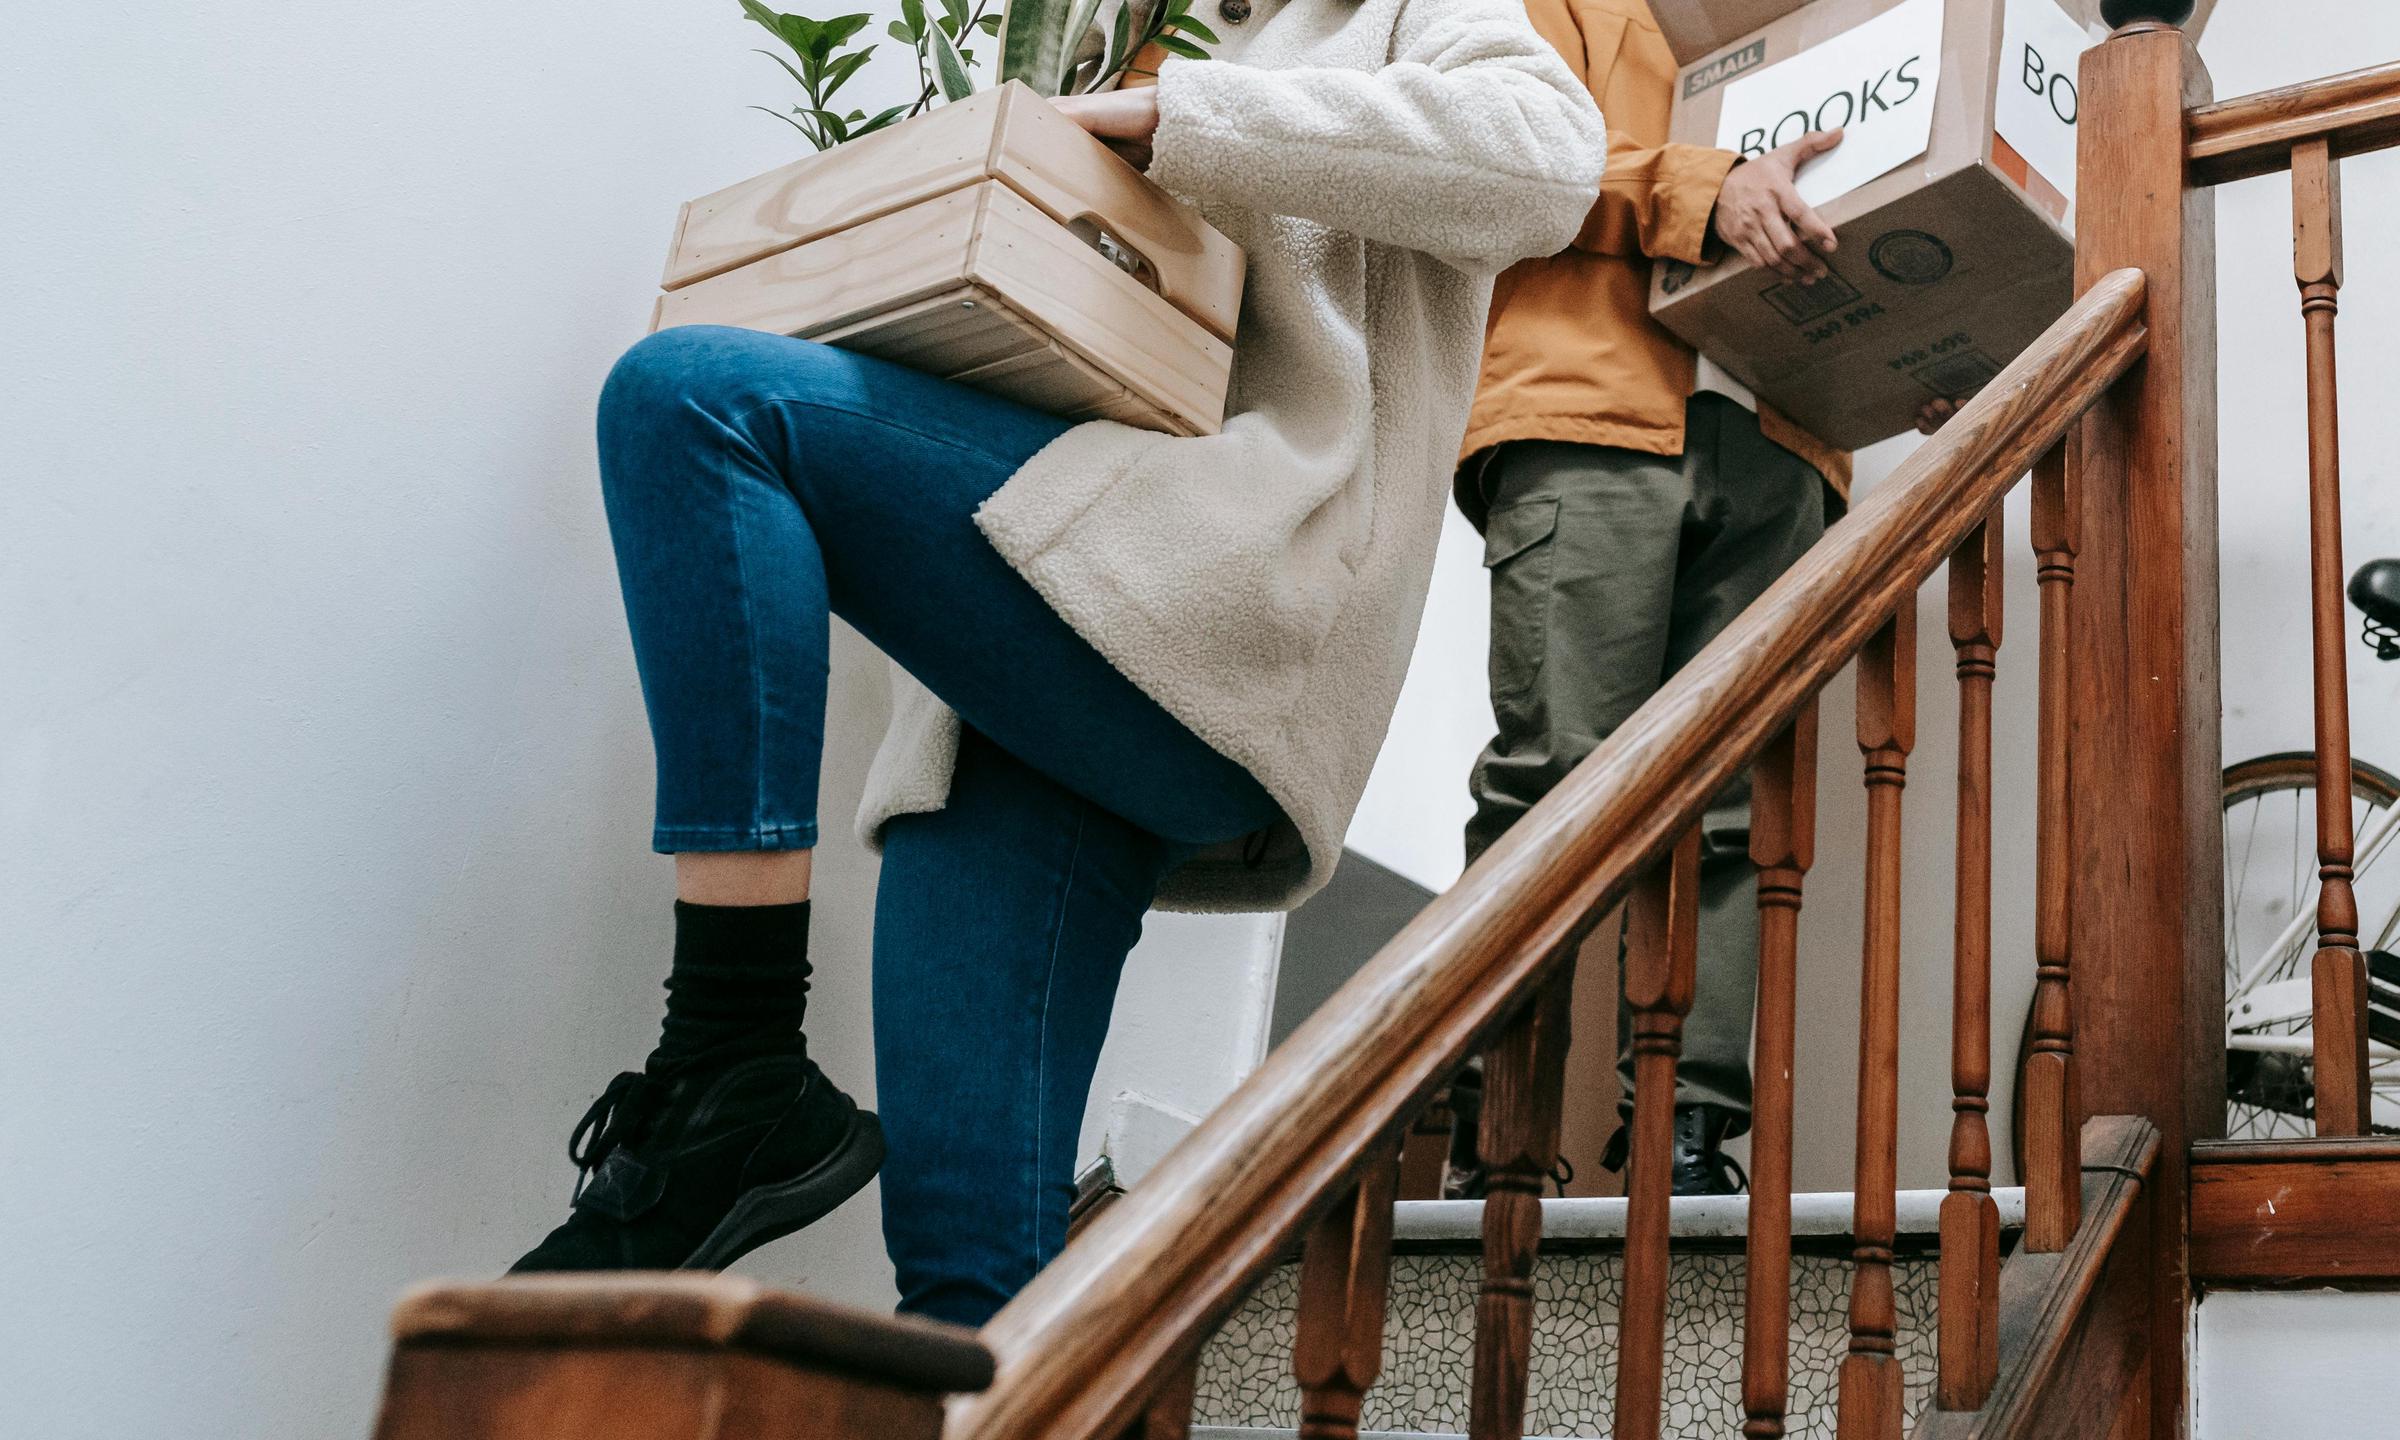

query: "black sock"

left=647, top=900, right=812, bottom=1073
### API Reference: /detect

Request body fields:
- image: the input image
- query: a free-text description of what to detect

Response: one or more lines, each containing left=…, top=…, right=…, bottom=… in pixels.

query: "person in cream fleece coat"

left=507, top=0, right=1607, bottom=1326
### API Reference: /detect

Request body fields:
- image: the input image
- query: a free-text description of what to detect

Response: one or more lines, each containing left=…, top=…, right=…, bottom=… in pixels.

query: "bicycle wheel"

left=2219, top=751, right=2400, bottom=1139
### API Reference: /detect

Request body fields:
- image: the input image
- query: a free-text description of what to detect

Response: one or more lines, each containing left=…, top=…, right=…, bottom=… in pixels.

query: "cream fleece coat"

left=859, top=0, right=1609, bottom=911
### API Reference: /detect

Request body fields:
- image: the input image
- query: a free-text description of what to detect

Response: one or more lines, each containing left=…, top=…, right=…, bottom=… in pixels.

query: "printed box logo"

left=1685, top=41, right=1768, bottom=99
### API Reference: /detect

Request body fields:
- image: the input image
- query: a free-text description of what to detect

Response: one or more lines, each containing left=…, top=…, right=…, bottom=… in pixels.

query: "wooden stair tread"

left=390, top=1274, right=993, bottom=1395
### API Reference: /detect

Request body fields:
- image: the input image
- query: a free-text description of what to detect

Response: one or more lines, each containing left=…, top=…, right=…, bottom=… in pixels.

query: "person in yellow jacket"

left=1459, top=0, right=1872, bottom=1195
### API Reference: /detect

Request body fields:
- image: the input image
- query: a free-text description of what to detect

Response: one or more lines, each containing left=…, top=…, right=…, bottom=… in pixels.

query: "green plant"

left=740, top=0, right=1219, bottom=150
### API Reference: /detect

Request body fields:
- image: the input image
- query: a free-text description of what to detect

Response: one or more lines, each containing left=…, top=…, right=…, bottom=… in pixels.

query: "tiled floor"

left=1194, top=1249, right=1940, bottom=1439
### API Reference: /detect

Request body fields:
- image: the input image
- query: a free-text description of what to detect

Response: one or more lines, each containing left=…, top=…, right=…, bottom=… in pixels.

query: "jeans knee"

left=600, top=325, right=750, bottom=427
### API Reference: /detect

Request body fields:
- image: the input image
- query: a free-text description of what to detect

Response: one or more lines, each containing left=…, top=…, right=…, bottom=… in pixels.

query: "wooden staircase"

left=365, top=10, right=2400, bottom=1440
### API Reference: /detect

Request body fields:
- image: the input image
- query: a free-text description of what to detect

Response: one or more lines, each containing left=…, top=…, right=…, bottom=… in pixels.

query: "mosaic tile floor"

left=1194, top=1250, right=1939, bottom=1439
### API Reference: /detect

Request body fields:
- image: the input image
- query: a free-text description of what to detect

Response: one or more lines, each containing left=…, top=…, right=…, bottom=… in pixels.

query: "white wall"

left=0, top=5, right=1277, bottom=1438
left=1347, top=0, right=2400, bottom=1194
left=2194, top=1290, right=2400, bottom=1437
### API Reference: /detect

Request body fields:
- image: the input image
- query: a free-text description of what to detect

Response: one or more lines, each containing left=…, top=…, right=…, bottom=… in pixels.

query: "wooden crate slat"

left=653, top=186, right=981, bottom=338
left=662, top=92, right=1004, bottom=291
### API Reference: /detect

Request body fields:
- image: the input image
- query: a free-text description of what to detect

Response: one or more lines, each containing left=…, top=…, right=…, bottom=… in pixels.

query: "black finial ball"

left=2099, top=0, right=2196, bottom=24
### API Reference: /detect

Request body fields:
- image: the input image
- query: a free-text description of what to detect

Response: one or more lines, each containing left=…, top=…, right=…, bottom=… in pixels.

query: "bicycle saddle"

left=2353, top=559, right=2400, bottom=659
left=2352, top=559, right=2400, bottom=627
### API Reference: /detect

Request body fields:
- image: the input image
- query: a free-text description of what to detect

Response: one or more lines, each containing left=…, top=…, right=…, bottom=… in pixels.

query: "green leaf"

left=888, top=18, right=917, bottom=43
left=996, top=0, right=1074, bottom=94
left=751, top=102, right=828, bottom=147
left=941, top=0, right=970, bottom=32
left=1169, top=15, right=1218, bottom=44
left=807, top=108, right=853, bottom=143
left=822, top=46, right=875, bottom=97
left=856, top=104, right=911, bottom=134
left=1152, top=32, right=1210, bottom=59
left=902, top=0, right=929, bottom=38
left=739, top=0, right=797, bottom=51
left=928, top=20, right=976, bottom=100
left=977, top=13, right=1002, bottom=33
left=821, top=12, right=874, bottom=47
left=753, top=46, right=814, bottom=95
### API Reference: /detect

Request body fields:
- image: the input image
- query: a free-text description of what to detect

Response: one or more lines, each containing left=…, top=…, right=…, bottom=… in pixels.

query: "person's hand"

left=1916, top=397, right=1960, bottom=435
left=1050, top=88, right=1161, bottom=171
left=1710, top=131, right=1844, bottom=284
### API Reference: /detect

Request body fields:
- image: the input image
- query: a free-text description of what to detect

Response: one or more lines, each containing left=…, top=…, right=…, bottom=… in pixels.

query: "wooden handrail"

left=2188, top=58, right=2400, bottom=185
left=947, top=269, right=2151, bottom=1440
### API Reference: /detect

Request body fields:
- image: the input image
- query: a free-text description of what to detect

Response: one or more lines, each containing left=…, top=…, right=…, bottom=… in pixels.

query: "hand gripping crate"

left=654, top=81, right=1244, bottom=436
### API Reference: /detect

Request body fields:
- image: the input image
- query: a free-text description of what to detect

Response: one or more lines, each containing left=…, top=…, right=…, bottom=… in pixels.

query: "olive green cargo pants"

left=1460, top=395, right=1829, bottom=1135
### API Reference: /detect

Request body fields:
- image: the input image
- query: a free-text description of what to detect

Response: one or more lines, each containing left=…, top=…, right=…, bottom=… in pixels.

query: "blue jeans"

left=596, top=326, right=1280, bottom=1325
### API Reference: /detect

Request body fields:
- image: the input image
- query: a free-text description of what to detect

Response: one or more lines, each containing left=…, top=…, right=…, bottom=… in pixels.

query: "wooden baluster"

left=1613, top=827, right=1702, bottom=1440
left=2024, top=443, right=2082, bottom=1253
left=2293, top=136, right=2370, bottom=1135
left=1839, top=605, right=1915, bottom=1440
left=1939, top=512, right=2004, bottom=1410
left=1119, top=1357, right=1198, bottom=1440
left=1468, top=968, right=1572, bottom=1440
left=1742, top=703, right=1819, bottom=1440
left=1292, top=1136, right=1402, bottom=1440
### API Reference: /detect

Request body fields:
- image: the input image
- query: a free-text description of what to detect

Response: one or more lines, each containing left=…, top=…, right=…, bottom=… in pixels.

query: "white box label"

left=1995, top=0, right=2096, bottom=202
left=1712, top=0, right=1947, bottom=209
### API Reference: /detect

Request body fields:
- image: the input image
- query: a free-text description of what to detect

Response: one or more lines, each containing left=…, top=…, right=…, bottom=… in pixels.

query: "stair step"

left=1195, top=1190, right=2020, bottom=1440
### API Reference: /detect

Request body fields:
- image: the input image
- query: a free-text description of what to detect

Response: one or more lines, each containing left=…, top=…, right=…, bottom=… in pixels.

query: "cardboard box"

left=654, top=82, right=1244, bottom=436
left=1650, top=0, right=2214, bottom=65
left=1648, top=0, right=2137, bottom=449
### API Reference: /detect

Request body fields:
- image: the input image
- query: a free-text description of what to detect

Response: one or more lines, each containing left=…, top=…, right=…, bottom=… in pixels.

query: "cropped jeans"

left=596, top=325, right=1281, bottom=1325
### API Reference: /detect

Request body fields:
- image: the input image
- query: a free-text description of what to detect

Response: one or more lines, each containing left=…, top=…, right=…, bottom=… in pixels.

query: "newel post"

left=2070, top=11, right=2222, bottom=1440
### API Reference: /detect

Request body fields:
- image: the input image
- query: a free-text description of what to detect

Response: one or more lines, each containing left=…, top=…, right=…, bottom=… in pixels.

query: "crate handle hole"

left=1067, top=216, right=1160, bottom=293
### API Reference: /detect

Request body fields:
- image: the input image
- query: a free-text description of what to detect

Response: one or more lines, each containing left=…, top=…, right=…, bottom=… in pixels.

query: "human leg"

left=1650, top=396, right=1829, bottom=1141
left=1462, top=440, right=1688, bottom=867
left=516, top=327, right=1270, bottom=1273
left=871, top=729, right=1189, bottom=1326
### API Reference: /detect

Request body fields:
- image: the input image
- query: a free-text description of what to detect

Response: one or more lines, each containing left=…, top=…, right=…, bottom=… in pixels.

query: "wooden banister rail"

left=2187, top=59, right=2400, bottom=185
left=947, top=269, right=2150, bottom=1440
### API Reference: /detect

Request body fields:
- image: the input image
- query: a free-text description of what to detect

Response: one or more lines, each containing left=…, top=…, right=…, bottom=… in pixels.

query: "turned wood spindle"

left=2023, top=443, right=2082, bottom=1252
left=1468, top=967, right=1573, bottom=1440
left=1613, top=827, right=1702, bottom=1440
left=2292, top=136, right=2370, bottom=1136
left=1292, top=1137, right=1402, bottom=1440
left=1742, top=703, right=1819, bottom=1440
left=1839, top=606, right=1914, bottom=1440
left=1938, top=511, right=2004, bottom=1410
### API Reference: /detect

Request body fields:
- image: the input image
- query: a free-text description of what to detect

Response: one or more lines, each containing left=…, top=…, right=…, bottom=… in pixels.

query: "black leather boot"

left=510, top=1049, right=882, bottom=1273
left=1670, top=1103, right=1745, bottom=1196
left=1600, top=1102, right=1748, bottom=1197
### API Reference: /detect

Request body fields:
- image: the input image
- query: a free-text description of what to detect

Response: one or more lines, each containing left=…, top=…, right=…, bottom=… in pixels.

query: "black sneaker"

left=1600, top=1103, right=1748, bottom=1197
left=509, top=1050, right=883, bottom=1273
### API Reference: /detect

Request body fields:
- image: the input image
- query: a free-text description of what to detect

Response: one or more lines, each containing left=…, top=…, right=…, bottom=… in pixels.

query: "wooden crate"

left=654, top=82, right=1242, bottom=436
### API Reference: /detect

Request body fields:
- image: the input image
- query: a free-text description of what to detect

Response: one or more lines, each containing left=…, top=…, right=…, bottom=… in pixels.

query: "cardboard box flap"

left=662, top=82, right=1243, bottom=341
left=1652, top=0, right=2213, bottom=66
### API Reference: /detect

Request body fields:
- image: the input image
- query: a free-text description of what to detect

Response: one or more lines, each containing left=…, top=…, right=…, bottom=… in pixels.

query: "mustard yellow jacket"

left=1462, top=0, right=1850, bottom=495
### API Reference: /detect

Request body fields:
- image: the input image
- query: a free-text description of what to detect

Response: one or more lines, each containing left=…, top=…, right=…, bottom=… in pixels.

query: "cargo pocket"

left=1483, top=496, right=1560, bottom=701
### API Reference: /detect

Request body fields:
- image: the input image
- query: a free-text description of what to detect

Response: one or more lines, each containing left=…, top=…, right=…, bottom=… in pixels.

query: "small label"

left=1760, top=268, right=1863, bottom=326
left=1908, top=347, right=2003, bottom=399
left=1869, top=229, right=1955, bottom=285
left=1685, top=41, right=1768, bottom=99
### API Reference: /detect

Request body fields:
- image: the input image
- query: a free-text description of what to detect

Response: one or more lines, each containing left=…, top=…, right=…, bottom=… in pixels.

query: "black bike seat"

left=2351, top=558, right=2400, bottom=630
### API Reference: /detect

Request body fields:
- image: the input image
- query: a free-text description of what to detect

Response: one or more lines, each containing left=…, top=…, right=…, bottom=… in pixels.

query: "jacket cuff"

left=1648, top=144, right=1739, bottom=263
left=1145, top=62, right=1226, bottom=206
